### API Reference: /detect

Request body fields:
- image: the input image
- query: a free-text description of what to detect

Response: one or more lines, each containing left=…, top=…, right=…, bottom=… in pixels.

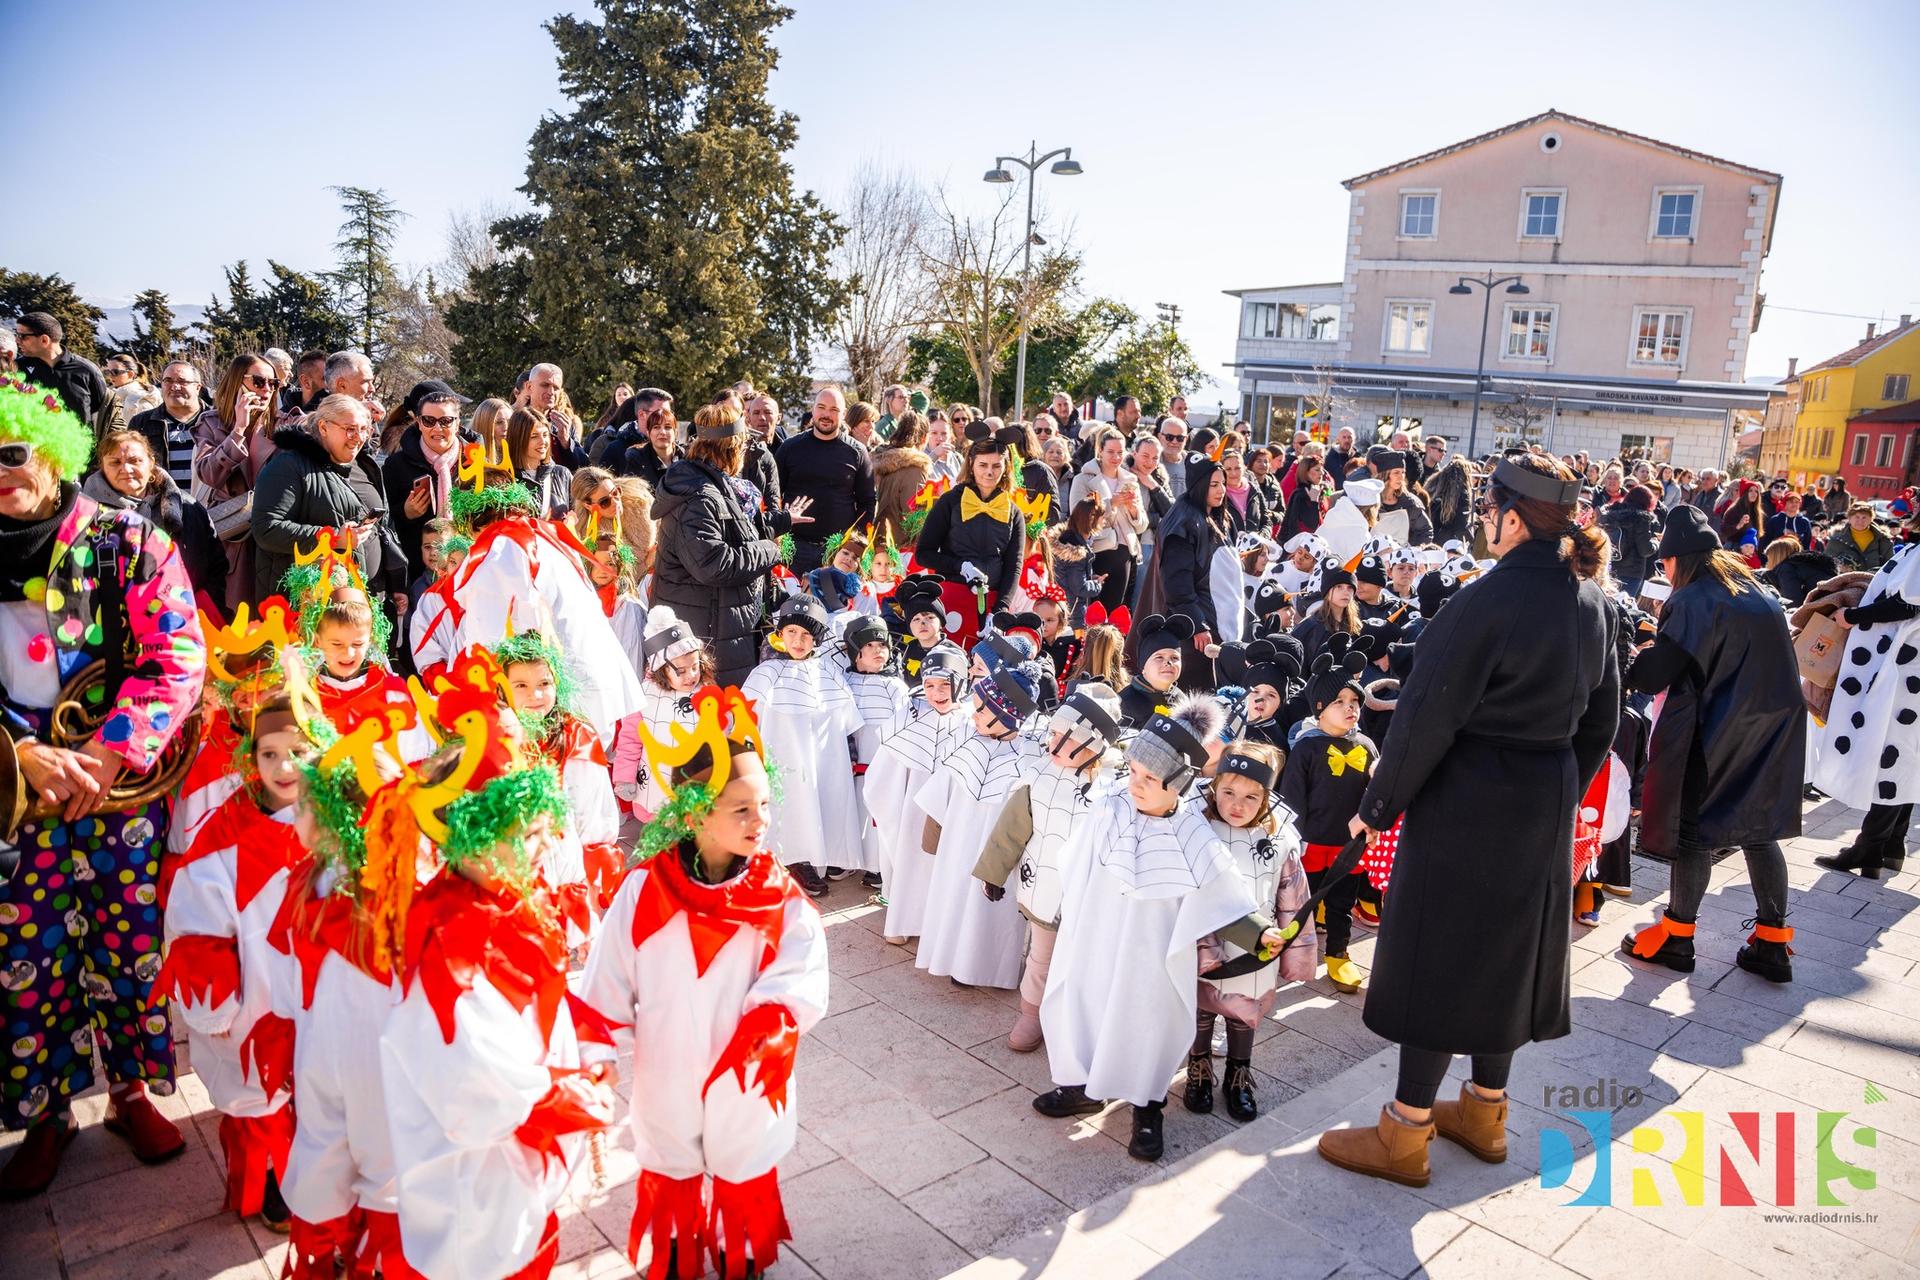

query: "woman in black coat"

left=913, top=437, right=1025, bottom=602
left=381, top=396, right=478, bottom=586
left=1598, top=484, right=1660, bottom=596
left=1151, top=457, right=1230, bottom=647
left=648, top=401, right=810, bottom=683
left=1317, top=455, right=1618, bottom=1188
left=1620, top=504, right=1803, bottom=982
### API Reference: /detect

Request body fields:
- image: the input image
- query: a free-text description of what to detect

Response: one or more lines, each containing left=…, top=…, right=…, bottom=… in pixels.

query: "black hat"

left=843, top=614, right=891, bottom=653
left=1307, top=645, right=1370, bottom=715
left=1135, top=612, right=1196, bottom=660
left=1654, top=504, right=1721, bottom=560
left=896, top=574, right=947, bottom=623
left=773, top=593, right=831, bottom=641
left=1368, top=447, right=1408, bottom=473
left=964, top=419, right=996, bottom=444
left=1216, top=747, right=1279, bottom=793
left=403, top=378, right=469, bottom=416
left=1216, top=637, right=1301, bottom=696
left=1414, top=569, right=1460, bottom=617
left=1354, top=552, right=1389, bottom=588
left=990, top=610, right=1044, bottom=644
left=918, top=643, right=969, bottom=696
left=1251, top=577, right=1292, bottom=623
left=1361, top=612, right=1408, bottom=652
left=1317, top=556, right=1356, bottom=593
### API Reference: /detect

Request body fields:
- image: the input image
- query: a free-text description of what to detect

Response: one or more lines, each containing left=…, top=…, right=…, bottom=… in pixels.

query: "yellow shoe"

left=1325, top=954, right=1364, bottom=993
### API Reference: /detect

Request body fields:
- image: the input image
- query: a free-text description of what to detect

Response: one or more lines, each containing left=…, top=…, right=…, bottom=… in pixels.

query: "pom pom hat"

left=1125, top=692, right=1223, bottom=792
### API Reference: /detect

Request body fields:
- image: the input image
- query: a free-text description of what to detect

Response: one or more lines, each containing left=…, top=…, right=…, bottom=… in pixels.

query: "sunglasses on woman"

left=417, top=414, right=460, bottom=429
left=245, top=373, right=278, bottom=390
left=0, top=442, right=36, bottom=470
left=582, top=493, right=617, bottom=511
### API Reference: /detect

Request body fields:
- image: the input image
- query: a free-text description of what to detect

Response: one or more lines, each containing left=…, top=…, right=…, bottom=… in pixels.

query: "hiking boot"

left=1182, top=1051, right=1214, bottom=1114
left=1318, top=1103, right=1433, bottom=1188
left=1735, top=919, right=1794, bottom=984
left=1621, top=911, right=1695, bottom=973
left=1432, top=1083, right=1508, bottom=1163
left=1223, top=1058, right=1258, bottom=1123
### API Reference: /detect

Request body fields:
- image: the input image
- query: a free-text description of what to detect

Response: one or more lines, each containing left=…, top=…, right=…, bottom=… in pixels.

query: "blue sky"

left=6, top=0, right=1916, bottom=406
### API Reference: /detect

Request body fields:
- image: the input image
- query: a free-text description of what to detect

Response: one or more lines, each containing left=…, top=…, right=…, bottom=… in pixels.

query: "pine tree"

left=450, top=0, right=845, bottom=406
left=0, top=269, right=108, bottom=360
left=329, top=186, right=406, bottom=361
left=117, top=288, right=177, bottom=371
left=196, top=261, right=348, bottom=365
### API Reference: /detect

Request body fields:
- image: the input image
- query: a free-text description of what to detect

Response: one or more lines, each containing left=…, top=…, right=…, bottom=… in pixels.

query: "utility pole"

left=1156, top=302, right=1182, bottom=386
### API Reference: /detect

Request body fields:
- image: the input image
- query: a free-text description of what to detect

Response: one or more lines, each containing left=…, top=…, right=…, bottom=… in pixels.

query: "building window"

left=1240, top=301, right=1277, bottom=339
left=1273, top=303, right=1339, bottom=342
left=1503, top=305, right=1556, bottom=361
left=1852, top=434, right=1870, bottom=466
left=1399, top=192, right=1437, bottom=238
left=1651, top=188, right=1698, bottom=239
left=1886, top=373, right=1910, bottom=401
left=1618, top=434, right=1675, bottom=464
left=1878, top=434, right=1897, bottom=467
left=1383, top=300, right=1433, bottom=355
left=1520, top=189, right=1563, bottom=239
left=1631, top=308, right=1689, bottom=366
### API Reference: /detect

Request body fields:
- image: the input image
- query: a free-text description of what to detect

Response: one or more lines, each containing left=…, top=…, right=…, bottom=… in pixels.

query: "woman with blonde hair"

left=471, top=396, right=512, bottom=448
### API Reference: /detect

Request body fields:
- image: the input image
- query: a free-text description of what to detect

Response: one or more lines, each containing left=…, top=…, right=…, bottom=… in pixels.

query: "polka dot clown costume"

left=0, top=374, right=207, bottom=1194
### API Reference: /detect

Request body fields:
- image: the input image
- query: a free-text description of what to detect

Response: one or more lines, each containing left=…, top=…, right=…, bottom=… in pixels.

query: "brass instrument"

left=0, top=660, right=203, bottom=839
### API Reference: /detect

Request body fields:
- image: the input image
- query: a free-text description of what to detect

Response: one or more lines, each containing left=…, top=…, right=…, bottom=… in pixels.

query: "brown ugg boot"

left=1432, top=1083, right=1508, bottom=1163
left=1316, top=1103, right=1433, bottom=1187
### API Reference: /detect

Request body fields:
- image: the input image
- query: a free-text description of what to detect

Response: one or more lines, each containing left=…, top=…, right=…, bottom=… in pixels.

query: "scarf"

left=0, top=482, right=79, bottom=602
left=425, top=438, right=458, bottom=517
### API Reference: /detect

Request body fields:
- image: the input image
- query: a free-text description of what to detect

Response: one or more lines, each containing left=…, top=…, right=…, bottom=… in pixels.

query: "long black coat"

left=382, top=424, right=479, bottom=583
left=1636, top=575, right=1804, bottom=854
left=649, top=457, right=785, bottom=684
left=1358, top=536, right=1618, bottom=1055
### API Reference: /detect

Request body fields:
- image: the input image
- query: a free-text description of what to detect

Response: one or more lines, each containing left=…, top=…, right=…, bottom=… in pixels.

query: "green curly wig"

left=450, top=481, right=539, bottom=526
left=491, top=629, right=578, bottom=717
left=440, top=763, right=571, bottom=878
left=0, top=376, right=93, bottom=480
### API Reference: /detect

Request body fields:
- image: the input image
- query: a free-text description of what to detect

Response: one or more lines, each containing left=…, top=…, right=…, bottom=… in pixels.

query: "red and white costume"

left=408, top=577, right=460, bottom=687
left=156, top=791, right=301, bottom=1215
left=536, top=714, right=624, bottom=917
left=164, top=707, right=245, bottom=895
left=380, top=875, right=618, bottom=1280
left=446, top=516, right=645, bottom=743
left=578, top=849, right=829, bottom=1279
left=318, top=663, right=437, bottom=762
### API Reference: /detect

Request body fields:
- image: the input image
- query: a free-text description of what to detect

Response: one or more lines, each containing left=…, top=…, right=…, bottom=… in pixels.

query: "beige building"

left=1229, top=110, right=1781, bottom=468
left=1757, top=359, right=1799, bottom=479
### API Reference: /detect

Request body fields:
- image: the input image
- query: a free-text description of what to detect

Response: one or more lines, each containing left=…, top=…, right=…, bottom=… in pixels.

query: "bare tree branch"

left=825, top=163, right=934, bottom=401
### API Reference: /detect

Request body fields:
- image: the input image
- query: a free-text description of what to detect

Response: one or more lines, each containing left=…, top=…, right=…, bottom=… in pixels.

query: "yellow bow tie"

left=1326, top=743, right=1368, bottom=777
left=960, top=488, right=1014, bottom=523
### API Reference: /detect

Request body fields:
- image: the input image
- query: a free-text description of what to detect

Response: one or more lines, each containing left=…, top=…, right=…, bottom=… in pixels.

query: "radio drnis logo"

left=1537, top=1082, right=1878, bottom=1208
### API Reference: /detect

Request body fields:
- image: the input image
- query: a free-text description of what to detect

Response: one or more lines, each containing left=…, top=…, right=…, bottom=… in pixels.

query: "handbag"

left=204, top=489, right=254, bottom=542
left=1792, top=610, right=1846, bottom=691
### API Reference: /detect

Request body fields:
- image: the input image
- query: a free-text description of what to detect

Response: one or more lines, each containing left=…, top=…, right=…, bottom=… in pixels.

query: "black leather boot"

left=1223, top=1057, right=1258, bottom=1122
left=1182, top=1051, right=1214, bottom=1114
left=1129, top=1101, right=1165, bottom=1160
left=1815, top=844, right=1883, bottom=880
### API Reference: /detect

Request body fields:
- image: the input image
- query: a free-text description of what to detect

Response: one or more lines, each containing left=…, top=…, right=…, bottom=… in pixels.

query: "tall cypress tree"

left=453, top=0, right=845, bottom=405
left=329, top=186, right=405, bottom=361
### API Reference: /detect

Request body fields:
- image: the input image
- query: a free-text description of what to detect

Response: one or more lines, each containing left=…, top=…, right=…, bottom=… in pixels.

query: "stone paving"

left=5, top=796, right=1918, bottom=1278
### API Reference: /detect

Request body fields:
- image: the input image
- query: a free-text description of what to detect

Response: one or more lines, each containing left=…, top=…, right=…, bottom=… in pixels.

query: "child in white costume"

left=915, top=659, right=1046, bottom=990
left=579, top=685, right=830, bottom=1280
left=1188, top=741, right=1315, bottom=1124
left=973, top=683, right=1124, bottom=1051
left=379, top=742, right=616, bottom=1280
left=158, top=694, right=306, bottom=1227
left=866, top=644, right=971, bottom=944
left=740, top=593, right=863, bottom=897
left=1034, top=694, right=1286, bottom=1161
left=839, top=614, right=912, bottom=885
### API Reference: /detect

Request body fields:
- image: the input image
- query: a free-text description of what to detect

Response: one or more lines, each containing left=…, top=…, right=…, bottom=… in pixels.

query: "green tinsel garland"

left=450, top=482, right=539, bottom=526
left=491, top=630, right=578, bottom=716
left=443, top=533, right=474, bottom=558
left=626, top=760, right=785, bottom=867
left=279, top=560, right=393, bottom=659
left=297, top=754, right=372, bottom=876
left=441, top=763, right=570, bottom=874
left=898, top=508, right=929, bottom=544
left=777, top=533, right=795, bottom=565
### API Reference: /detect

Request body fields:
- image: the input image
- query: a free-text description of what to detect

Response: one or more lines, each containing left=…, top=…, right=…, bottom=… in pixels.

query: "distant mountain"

left=91, top=301, right=209, bottom=345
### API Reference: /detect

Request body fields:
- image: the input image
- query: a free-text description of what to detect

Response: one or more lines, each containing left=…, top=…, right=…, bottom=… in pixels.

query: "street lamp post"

left=1448, top=271, right=1530, bottom=460
left=984, top=142, right=1083, bottom=421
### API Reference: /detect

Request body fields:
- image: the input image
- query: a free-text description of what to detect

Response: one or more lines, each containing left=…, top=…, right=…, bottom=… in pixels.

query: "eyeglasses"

left=417, top=414, right=459, bottom=429
left=161, top=377, right=198, bottom=388
left=0, top=443, right=36, bottom=470
left=245, top=373, right=278, bottom=389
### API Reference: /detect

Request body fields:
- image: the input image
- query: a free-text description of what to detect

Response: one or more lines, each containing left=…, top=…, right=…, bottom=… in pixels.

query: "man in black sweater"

left=776, top=386, right=875, bottom=574
left=14, top=312, right=108, bottom=431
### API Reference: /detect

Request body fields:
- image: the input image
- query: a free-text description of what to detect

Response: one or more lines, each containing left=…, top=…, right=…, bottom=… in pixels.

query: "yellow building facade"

left=1788, top=317, right=1920, bottom=484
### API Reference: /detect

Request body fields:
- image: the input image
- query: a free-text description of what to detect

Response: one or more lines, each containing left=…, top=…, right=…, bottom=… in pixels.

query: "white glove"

left=960, top=561, right=989, bottom=587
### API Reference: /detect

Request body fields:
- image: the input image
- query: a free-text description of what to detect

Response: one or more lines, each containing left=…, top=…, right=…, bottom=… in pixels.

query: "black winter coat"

left=914, top=483, right=1025, bottom=599
left=1761, top=552, right=1837, bottom=608
left=1358, top=537, right=1619, bottom=1054
left=1600, top=505, right=1659, bottom=584
left=1153, top=479, right=1230, bottom=633
left=1631, top=574, right=1804, bottom=854
left=381, top=424, right=478, bottom=583
left=649, top=458, right=787, bottom=684
left=251, top=425, right=405, bottom=603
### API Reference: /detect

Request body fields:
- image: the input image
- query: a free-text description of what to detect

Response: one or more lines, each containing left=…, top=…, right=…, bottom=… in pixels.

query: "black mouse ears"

left=1137, top=613, right=1197, bottom=642
left=1310, top=651, right=1336, bottom=677
left=1323, top=631, right=1375, bottom=664
left=1215, top=642, right=1251, bottom=685
left=1340, top=650, right=1370, bottom=677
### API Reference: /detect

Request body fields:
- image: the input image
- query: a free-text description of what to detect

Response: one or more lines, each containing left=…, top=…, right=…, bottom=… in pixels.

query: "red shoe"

left=103, top=1089, right=187, bottom=1164
left=0, top=1112, right=79, bottom=1199
left=1351, top=901, right=1381, bottom=928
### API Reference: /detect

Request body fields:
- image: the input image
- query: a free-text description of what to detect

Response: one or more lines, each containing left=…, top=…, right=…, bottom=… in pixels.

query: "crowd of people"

left=0, top=315, right=1915, bottom=1277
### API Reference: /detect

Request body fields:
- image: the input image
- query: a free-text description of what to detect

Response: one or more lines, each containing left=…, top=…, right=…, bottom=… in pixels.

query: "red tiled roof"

left=1805, top=321, right=1920, bottom=377
left=1341, top=109, right=1782, bottom=188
